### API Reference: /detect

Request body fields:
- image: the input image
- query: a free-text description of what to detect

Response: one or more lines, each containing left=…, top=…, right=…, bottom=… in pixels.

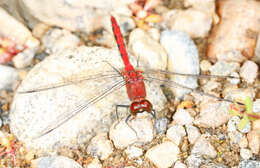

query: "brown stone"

left=207, top=0, right=260, bottom=62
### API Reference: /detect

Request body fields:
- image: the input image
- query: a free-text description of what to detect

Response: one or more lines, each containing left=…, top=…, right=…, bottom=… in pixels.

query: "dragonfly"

left=19, top=16, right=240, bottom=139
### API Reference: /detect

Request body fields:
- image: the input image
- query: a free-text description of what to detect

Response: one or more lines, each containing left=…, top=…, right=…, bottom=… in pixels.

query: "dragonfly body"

left=111, top=16, right=153, bottom=115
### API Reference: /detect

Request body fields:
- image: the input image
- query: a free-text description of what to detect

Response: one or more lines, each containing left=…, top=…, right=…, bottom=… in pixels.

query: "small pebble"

left=13, top=48, right=36, bottom=68
left=191, top=135, right=217, bottom=158
left=247, top=130, right=260, bottom=154
left=154, top=117, right=168, bottom=135
left=200, top=60, right=212, bottom=72
left=240, top=60, right=258, bottom=84
left=166, top=124, right=186, bottom=146
left=145, top=141, right=180, bottom=168
left=109, top=114, right=154, bottom=149
left=194, top=101, right=230, bottom=128
left=240, top=148, right=252, bottom=160
left=239, top=160, right=260, bottom=168
left=228, top=116, right=251, bottom=133
left=186, top=125, right=201, bottom=144
left=87, top=133, right=113, bottom=160
left=86, top=158, right=102, bottom=168
left=125, top=145, right=143, bottom=159
left=186, top=154, right=204, bottom=168
left=173, top=108, right=194, bottom=125
left=210, top=61, right=239, bottom=76
left=227, top=71, right=240, bottom=85
left=32, top=156, right=82, bottom=168
left=128, top=28, right=167, bottom=70
left=0, top=117, right=2, bottom=128
left=0, top=65, right=19, bottom=91
left=227, top=116, right=240, bottom=132
left=174, top=161, right=187, bottom=168
left=253, top=99, right=260, bottom=113
left=42, top=28, right=80, bottom=54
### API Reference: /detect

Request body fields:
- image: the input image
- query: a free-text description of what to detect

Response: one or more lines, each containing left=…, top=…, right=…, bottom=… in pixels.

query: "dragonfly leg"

left=113, top=105, right=130, bottom=130
left=125, top=114, right=138, bottom=137
left=150, top=109, right=156, bottom=119
left=115, top=104, right=130, bottom=121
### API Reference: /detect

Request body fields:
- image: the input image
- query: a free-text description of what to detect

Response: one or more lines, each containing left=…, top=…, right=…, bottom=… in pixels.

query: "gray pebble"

left=239, top=160, right=260, bottom=168
left=0, top=65, right=19, bottom=91
left=154, top=117, right=168, bottom=135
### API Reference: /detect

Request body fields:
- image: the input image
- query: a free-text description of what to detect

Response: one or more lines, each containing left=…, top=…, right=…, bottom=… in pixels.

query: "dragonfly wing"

left=33, top=80, right=126, bottom=139
left=19, top=72, right=121, bottom=93
left=144, top=76, right=235, bottom=104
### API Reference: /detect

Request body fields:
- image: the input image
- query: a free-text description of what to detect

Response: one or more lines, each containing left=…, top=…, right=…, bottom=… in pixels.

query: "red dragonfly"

left=20, top=16, right=239, bottom=138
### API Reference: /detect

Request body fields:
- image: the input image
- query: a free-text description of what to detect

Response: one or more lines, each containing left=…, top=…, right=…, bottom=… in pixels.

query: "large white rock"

left=10, top=46, right=166, bottom=154
left=160, top=30, right=200, bottom=98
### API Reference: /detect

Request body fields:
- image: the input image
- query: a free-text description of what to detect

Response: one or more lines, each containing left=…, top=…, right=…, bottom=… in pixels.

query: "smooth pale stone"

left=128, top=28, right=167, bottom=70
left=0, top=65, right=19, bottom=91
left=145, top=141, right=180, bottom=168
left=42, top=28, right=80, bottom=54
left=166, top=124, right=186, bottom=146
left=191, top=135, right=217, bottom=158
left=86, top=158, right=102, bottom=168
left=32, top=156, right=82, bottom=168
left=0, top=7, right=34, bottom=45
left=19, top=0, right=133, bottom=33
left=87, top=133, right=113, bottom=160
left=10, top=46, right=166, bottom=154
left=194, top=100, right=230, bottom=128
left=164, top=9, right=212, bottom=38
left=160, top=30, right=199, bottom=99
left=109, top=113, right=154, bottom=149
left=240, top=60, right=258, bottom=84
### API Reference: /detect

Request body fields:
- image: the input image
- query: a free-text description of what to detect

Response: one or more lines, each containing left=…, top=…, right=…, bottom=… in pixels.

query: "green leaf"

left=238, top=115, right=249, bottom=131
left=245, top=96, right=253, bottom=114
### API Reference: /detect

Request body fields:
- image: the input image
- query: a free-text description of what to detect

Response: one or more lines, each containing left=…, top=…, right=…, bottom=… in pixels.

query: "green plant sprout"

left=229, top=96, right=260, bottom=131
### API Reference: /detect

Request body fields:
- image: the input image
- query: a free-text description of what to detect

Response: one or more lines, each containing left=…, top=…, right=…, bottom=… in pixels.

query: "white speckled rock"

left=186, top=154, right=204, bottom=168
left=166, top=124, right=186, bottom=146
left=42, top=28, right=80, bottom=54
left=87, top=133, right=113, bottom=160
left=194, top=100, right=230, bottom=128
left=0, top=65, right=19, bottom=91
left=128, top=28, right=167, bottom=70
left=160, top=30, right=199, bottom=98
left=145, top=141, right=180, bottom=168
left=10, top=46, right=166, bottom=154
left=109, top=113, right=154, bottom=149
left=19, top=0, right=131, bottom=33
left=32, top=156, right=82, bottom=168
left=240, top=60, right=258, bottom=84
left=191, top=135, right=217, bottom=158
left=210, top=61, right=239, bottom=76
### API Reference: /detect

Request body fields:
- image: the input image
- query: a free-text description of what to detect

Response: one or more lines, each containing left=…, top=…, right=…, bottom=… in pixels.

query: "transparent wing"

left=33, top=79, right=126, bottom=139
left=19, top=71, right=121, bottom=93
left=144, top=76, right=236, bottom=104
left=142, top=69, right=240, bottom=79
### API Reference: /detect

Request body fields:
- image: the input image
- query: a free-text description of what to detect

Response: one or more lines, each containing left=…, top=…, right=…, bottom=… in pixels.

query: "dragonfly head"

left=130, top=99, right=153, bottom=115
